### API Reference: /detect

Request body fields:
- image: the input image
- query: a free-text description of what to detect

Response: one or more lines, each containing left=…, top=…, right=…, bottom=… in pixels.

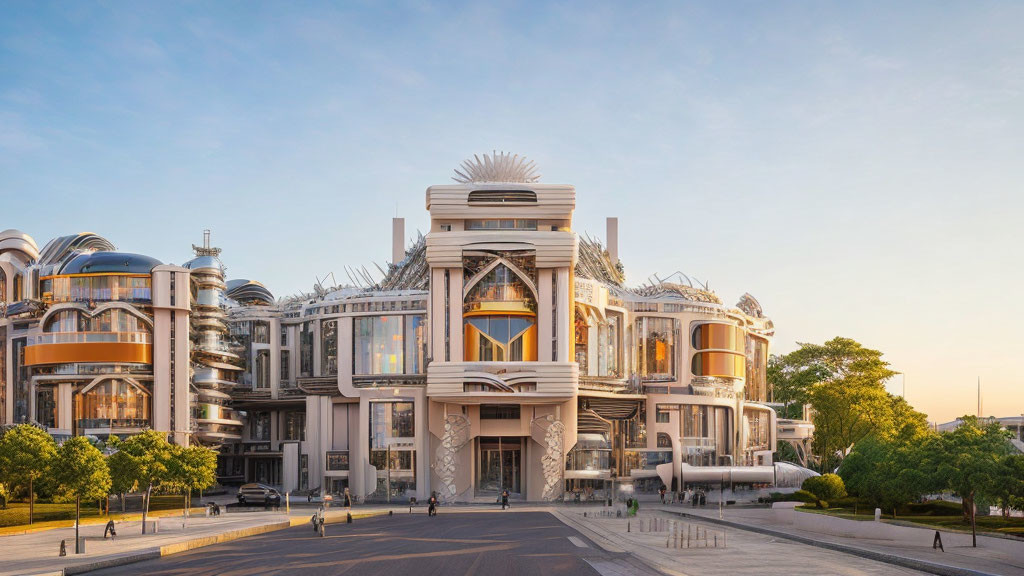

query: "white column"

left=448, top=268, right=463, bottom=362
left=151, top=309, right=171, bottom=433
left=352, top=398, right=370, bottom=498
left=430, top=268, right=446, bottom=362
left=173, top=310, right=191, bottom=445
left=58, top=383, right=73, bottom=430
left=270, top=318, right=281, bottom=400
left=305, top=396, right=321, bottom=490
left=414, top=389, right=428, bottom=499
left=538, top=269, right=553, bottom=362
left=556, top=268, right=570, bottom=362
left=338, top=316, right=355, bottom=396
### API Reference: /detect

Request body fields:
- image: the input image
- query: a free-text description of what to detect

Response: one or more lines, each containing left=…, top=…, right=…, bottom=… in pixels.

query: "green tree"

left=0, top=424, right=57, bottom=524
left=990, top=454, right=1024, bottom=519
left=166, top=445, right=217, bottom=519
left=109, top=430, right=174, bottom=533
left=775, top=337, right=906, bottom=471
left=839, top=431, right=938, bottom=517
left=767, top=353, right=824, bottom=420
left=107, top=441, right=140, bottom=513
left=52, top=437, right=111, bottom=553
left=802, top=473, right=847, bottom=502
left=928, top=416, right=1012, bottom=546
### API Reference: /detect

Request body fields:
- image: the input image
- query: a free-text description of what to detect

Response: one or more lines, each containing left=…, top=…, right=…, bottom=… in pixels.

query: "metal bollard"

left=627, top=521, right=630, bottom=533
left=715, top=534, right=718, bottom=548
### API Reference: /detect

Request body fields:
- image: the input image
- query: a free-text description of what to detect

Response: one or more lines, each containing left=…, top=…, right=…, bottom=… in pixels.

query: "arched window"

left=0, top=267, right=6, bottom=302
left=463, top=262, right=537, bottom=362
left=44, top=310, right=80, bottom=333
left=657, top=433, right=672, bottom=448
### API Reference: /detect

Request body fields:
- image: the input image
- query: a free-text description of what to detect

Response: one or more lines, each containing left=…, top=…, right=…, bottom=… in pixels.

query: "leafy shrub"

left=793, top=489, right=818, bottom=504
left=802, top=474, right=847, bottom=501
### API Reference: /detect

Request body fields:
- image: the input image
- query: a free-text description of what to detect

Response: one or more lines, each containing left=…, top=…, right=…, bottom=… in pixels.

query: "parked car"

left=236, top=483, right=282, bottom=506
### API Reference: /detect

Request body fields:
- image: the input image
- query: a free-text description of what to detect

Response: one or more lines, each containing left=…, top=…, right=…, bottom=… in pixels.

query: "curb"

left=662, top=509, right=1000, bottom=576
left=27, top=511, right=385, bottom=576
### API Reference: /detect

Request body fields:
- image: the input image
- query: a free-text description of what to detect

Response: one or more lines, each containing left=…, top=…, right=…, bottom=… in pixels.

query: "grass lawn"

left=797, top=501, right=1024, bottom=537
left=0, top=495, right=201, bottom=530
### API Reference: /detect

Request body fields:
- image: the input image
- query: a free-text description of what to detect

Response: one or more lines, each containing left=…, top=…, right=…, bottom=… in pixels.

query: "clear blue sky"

left=2, top=1, right=1022, bottom=423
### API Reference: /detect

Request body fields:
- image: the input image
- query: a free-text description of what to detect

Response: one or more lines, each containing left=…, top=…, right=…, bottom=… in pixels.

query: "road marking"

left=568, top=536, right=589, bottom=548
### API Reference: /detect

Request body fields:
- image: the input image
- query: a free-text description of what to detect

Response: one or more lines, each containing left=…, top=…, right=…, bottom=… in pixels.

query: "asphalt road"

left=91, top=511, right=649, bottom=576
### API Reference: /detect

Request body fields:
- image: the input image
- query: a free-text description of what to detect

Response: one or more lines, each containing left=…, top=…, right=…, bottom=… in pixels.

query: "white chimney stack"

left=392, top=218, right=405, bottom=264
left=606, top=217, right=619, bottom=264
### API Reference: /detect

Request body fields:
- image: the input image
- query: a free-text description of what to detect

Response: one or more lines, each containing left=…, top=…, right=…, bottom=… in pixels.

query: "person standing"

left=659, top=484, right=667, bottom=504
left=428, top=492, right=438, bottom=517
left=343, top=487, right=352, bottom=513
left=501, top=488, right=509, bottom=510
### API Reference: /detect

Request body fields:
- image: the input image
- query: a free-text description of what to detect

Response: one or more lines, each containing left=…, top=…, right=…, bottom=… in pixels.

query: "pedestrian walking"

left=659, top=484, right=667, bottom=504
left=428, top=492, right=438, bottom=517
left=501, top=488, right=509, bottom=510
left=343, top=487, right=352, bottom=513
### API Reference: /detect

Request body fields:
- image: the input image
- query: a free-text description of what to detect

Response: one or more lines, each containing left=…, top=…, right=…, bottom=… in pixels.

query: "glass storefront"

left=35, top=386, right=57, bottom=428
left=477, top=436, right=522, bottom=494
left=368, top=401, right=416, bottom=500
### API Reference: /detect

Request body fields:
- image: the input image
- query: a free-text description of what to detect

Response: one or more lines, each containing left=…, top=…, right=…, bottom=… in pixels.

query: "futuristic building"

left=1, top=153, right=805, bottom=501
left=212, top=153, right=789, bottom=502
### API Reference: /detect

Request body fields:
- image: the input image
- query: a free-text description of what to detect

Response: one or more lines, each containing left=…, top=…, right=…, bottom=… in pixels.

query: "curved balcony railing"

left=33, top=331, right=153, bottom=345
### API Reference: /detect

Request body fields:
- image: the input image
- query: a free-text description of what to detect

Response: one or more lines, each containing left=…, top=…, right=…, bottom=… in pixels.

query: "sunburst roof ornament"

left=452, top=151, right=541, bottom=184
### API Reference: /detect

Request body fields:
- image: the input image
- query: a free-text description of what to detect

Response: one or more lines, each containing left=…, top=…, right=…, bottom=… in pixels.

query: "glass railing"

left=33, top=331, right=152, bottom=345
left=76, top=418, right=149, bottom=429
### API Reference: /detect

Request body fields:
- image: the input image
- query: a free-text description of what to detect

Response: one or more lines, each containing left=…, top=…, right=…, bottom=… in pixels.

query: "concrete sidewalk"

left=657, top=505, right=1024, bottom=576
left=553, top=506, right=929, bottom=576
left=0, top=506, right=389, bottom=576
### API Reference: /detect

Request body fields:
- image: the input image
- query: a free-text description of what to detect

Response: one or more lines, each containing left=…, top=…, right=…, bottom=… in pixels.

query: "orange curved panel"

left=692, top=323, right=745, bottom=352
left=24, top=342, right=152, bottom=366
left=691, top=351, right=745, bottom=378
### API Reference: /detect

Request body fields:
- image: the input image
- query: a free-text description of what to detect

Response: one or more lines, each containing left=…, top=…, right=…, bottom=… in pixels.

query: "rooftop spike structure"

left=452, top=151, right=541, bottom=184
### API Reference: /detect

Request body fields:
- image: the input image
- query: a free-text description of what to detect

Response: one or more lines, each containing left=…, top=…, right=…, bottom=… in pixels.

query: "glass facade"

left=12, top=337, right=28, bottom=423
left=74, top=379, right=150, bottom=431
left=355, top=315, right=424, bottom=375
left=44, top=275, right=151, bottom=303
left=636, top=317, right=676, bottom=380
left=250, top=411, right=271, bottom=441
left=464, top=315, right=536, bottom=362
left=745, top=335, right=769, bottom=402
left=321, top=319, right=337, bottom=376
left=299, top=322, right=313, bottom=377
left=254, top=349, right=270, bottom=389
left=284, top=410, right=305, bottom=441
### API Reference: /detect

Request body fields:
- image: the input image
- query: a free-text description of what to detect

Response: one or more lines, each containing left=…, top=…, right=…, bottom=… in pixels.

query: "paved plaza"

left=7, top=505, right=1024, bottom=576
left=88, top=511, right=652, bottom=576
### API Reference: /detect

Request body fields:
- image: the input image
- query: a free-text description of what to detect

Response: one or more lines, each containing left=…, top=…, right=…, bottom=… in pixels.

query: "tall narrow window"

left=321, top=319, right=338, bottom=376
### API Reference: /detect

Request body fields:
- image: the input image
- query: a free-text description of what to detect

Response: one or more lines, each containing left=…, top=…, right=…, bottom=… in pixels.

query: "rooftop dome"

left=59, top=251, right=162, bottom=275
left=226, top=279, right=274, bottom=305
left=183, top=255, right=224, bottom=273
left=0, top=229, right=40, bottom=263
left=38, top=232, right=115, bottom=266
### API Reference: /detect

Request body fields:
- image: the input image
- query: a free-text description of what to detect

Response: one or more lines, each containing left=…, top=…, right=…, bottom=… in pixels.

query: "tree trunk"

left=119, top=493, right=125, bottom=513
left=75, top=495, right=81, bottom=554
left=28, top=476, right=34, bottom=525
left=142, top=483, right=152, bottom=534
left=969, top=490, right=977, bottom=548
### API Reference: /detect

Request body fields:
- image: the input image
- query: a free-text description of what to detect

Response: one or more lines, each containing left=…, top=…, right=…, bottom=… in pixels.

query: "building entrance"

left=477, top=436, right=522, bottom=495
